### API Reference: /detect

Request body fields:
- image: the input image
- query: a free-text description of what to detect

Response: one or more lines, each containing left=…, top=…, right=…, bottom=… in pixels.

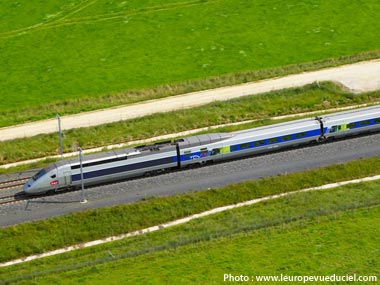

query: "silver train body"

left=24, top=106, right=380, bottom=195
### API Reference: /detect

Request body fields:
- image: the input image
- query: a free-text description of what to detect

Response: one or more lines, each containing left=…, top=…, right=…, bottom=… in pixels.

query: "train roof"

left=176, top=133, right=234, bottom=148
left=319, top=105, right=380, bottom=124
left=57, top=142, right=177, bottom=168
left=232, top=117, right=320, bottom=138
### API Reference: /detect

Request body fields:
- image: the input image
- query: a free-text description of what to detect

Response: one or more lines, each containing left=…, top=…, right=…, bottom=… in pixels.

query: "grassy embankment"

left=1, top=157, right=379, bottom=283
left=1, top=82, right=380, bottom=170
left=1, top=0, right=380, bottom=126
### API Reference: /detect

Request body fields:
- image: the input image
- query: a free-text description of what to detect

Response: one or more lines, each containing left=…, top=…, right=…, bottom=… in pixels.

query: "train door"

left=64, top=171, right=72, bottom=186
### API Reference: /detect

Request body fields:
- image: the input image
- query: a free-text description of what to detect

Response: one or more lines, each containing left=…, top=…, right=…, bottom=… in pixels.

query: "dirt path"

left=1, top=59, right=380, bottom=141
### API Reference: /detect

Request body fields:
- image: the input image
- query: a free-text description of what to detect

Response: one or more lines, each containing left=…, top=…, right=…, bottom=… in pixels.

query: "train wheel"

left=46, top=189, right=56, bottom=195
left=317, top=136, right=327, bottom=143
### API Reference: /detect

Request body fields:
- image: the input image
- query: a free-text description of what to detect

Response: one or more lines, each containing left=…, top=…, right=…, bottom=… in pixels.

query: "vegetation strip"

left=2, top=174, right=380, bottom=268
left=1, top=101, right=376, bottom=170
left=1, top=82, right=380, bottom=169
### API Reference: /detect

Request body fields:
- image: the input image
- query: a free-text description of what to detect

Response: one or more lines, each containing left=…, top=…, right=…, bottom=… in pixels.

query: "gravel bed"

left=0, top=169, right=37, bottom=184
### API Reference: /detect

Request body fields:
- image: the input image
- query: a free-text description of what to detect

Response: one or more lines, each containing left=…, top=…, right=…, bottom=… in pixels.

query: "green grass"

left=1, top=157, right=380, bottom=264
left=1, top=1, right=380, bottom=282
left=64, top=205, right=379, bottom=285
left=1, top=171, right=379, bottom=284
left=1, top=82, right=380, bottom=167
left=1, top=0, right=380, bottom=126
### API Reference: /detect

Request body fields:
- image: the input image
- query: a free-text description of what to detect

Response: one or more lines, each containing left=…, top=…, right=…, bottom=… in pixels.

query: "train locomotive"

left=24, top=105, right=380, bottom=195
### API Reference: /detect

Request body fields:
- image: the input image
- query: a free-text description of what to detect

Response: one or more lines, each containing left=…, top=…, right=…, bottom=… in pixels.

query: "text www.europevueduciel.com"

left=223, top=273, right=378, bottom=283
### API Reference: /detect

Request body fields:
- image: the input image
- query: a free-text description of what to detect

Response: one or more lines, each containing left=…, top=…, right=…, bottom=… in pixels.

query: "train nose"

left=23, top=181, right=32, bottom=192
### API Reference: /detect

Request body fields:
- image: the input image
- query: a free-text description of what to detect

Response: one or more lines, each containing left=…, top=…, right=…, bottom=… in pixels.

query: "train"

left=24, top=105, right=380, bottom=195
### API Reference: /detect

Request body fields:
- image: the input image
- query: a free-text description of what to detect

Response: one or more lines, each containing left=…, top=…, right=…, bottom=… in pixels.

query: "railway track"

left=0, top=178, right=30, bottom=205
left=0, top=190, right=31, bottom=204
left=0, top=193, right=34, bottom=205
left=0, top=195, right=19, bottom=205
left=0, top=177, right=30, bottom=191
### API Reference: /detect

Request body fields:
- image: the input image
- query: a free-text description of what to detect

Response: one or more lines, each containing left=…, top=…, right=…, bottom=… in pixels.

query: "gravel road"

left=1, top=133, right=379, bottom=227
left=1, top=59, right=380, bottom=141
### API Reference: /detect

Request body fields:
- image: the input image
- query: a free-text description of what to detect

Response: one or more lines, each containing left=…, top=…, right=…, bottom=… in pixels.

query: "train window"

left=268, top=137, right=279, bottom=144
left=374, top=118, right=380, bottom=124
left=50, top=174, right=56, bottom=179
left=330, top=126, right=337, bottom=133
left=360, top=120, right=371, bottom=126
left=184, top=151, right=191, bottom=157
left=240, top=143, right=250, bottom=149
left=282, top=135, right=293, bottom=141
left=347, top=123, right=356, bottom=129
left=211, top=148, right=220, bottom=155
left=32, top=169, right=46, bottom=181
left=295, top=132, right=307, bottom=138
left=231, top=145, right=238, bottom=151
left=254, top=140, right=265, bottom=147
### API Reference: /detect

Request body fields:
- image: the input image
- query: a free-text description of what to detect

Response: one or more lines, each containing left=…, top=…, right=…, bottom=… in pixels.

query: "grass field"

left=1, top=0, right=380, bottom=126
left=78, top=205, right=380, bottom=285
left=39, top=205, right=380, bottom=284
left=1, top=82, right=380, bottom=167
left=1, top=162, right=379, bottom=283
left=1, top=1, right=380, bottom=283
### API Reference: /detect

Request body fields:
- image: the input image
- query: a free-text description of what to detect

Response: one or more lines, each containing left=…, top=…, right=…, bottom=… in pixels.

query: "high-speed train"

left=24, top=105, right=380, bottom=195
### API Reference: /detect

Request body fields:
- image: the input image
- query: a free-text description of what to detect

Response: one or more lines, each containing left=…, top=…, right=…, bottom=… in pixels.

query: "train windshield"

left=32, top=169, right=46, bottom=181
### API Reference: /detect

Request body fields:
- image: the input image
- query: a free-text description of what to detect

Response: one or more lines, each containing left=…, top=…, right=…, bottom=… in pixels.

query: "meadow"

left=1, top=0, right=380, bottom=126
left=36, top=205, right=380, bottom=284
left=1, top=157, right=379, bottom=283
